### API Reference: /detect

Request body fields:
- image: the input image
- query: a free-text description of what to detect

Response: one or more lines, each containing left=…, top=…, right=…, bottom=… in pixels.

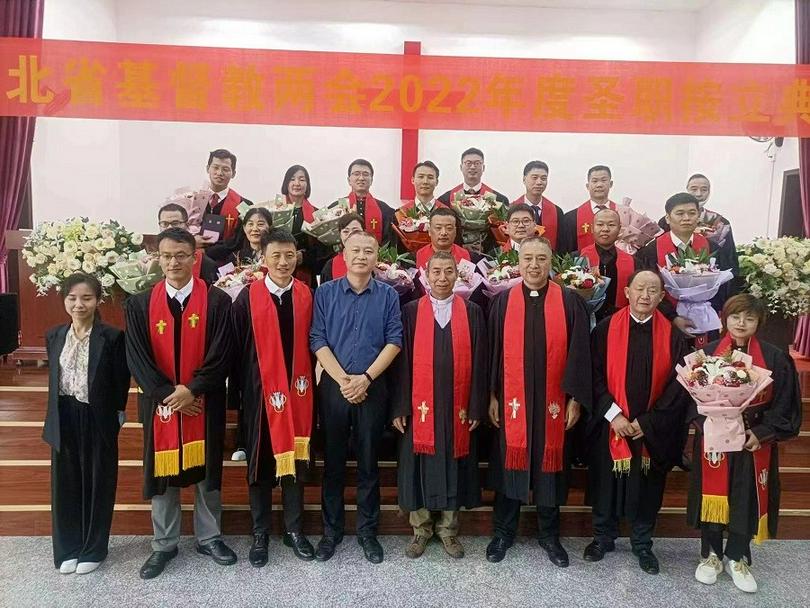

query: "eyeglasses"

left=158, top=221, right=187, bottom=229
left=159, top=253, right=193, bottom=263
left=462, top=161, right=483, bottom=168
left=350, top=171, right=372, bottom=178
left=509, top=218, right=534, bottom=226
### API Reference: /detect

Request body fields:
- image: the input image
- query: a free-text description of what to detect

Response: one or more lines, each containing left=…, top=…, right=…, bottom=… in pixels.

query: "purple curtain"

left=0, top=0, right=44, bottom=292
left=795, top=1, right=810, bottom=356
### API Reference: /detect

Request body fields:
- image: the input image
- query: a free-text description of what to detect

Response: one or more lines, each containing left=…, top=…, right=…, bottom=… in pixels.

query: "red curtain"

left=0, top=0, right=44, bottom=292
left=795, top=0, right=810, bottom=356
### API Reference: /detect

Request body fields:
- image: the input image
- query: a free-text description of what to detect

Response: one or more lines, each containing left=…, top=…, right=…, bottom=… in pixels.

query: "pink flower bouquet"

left=164, top=185, right=212, bottom=234
left=477, top=250, right=522, bottom=298
left=615, top=198, right=662, bottom=255
left=214, top=263, right=266, bottom=301
left=418, top=258, right=483, bottom=300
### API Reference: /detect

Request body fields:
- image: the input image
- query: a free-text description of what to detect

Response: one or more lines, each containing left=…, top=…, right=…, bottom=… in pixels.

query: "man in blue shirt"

left=310, top=230, right=402, bottom=564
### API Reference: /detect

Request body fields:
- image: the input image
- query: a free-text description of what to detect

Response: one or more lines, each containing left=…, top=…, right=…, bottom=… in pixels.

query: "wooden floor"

left=1, top=360, right=809, bottom=538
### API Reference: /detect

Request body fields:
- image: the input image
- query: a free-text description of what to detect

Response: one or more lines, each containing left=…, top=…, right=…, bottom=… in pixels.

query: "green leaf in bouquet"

left=237, top=201, right=252, bottom=218
left=489, top=204, right=508, bottom=222
left=377, top=244, right=415, bottom=267
left=666, top=244, right=711, bottom=267
left=494, top=248, right=520, bottom=269
left=551, top=252, right=590, bottom=275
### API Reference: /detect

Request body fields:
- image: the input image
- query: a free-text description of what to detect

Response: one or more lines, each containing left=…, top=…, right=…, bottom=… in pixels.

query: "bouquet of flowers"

left=737, top=237, right=810, bottom=318
left=696, top=208, right=732, bottom=249
left=615, top=198, right=662, bottom=255
left=676, top=349, right=773, bottom=452
left=214, top=262, right=266, bottom=301
left=659, top=246, right=734, bottom=333
left=241, top=196, right=296, bottom=233
left=374, top=244, right=416, bottom=295
left=477, top=249, right=522, bottom=298
left=451, top=191, right=503, bottom=249
left=487, top=204, right=509, bottom=246
left=302, top=201, right=347, bottom=246
left=392, top=204, right=432, bottom=252
left=22, top=217, right=145, bottom=296
left=109, top=251, right=163, bottom=295
left=551, top=253, right=608, bottom=302
left=163, top=184, right=212, bottom=234
left=419, top=258, right=483, bottom=300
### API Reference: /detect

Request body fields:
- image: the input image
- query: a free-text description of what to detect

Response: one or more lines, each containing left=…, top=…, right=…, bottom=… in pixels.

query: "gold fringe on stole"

left=182, top=440, right=206, bottom=471
left=754, top=514, right=770, bottom=545
left=612, top=458, right=631, bottom=475
left=154, top=449, right=179, bottom=477
left=275, top=451, right=296, bottom=479
left=641, top=456, right=651, bottom=475
left=701, top=495, right=730, bottom=524
left=294, top=437, right=310, bottom=461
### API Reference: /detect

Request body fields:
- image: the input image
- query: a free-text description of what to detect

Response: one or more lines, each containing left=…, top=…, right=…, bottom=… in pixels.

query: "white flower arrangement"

left=22, top=217, right=145, bottom=296
left=738, top=237, right=810, bottom=318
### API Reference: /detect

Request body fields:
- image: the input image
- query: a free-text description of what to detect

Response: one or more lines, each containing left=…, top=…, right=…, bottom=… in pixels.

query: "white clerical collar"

left=211, top=187, right=230, bottom=204
left=429, top=293, right=454, bottom=328
left=630, top=312, right=653, bottom=324
left=590, top=200, right=609, bottom=213
left=166, top=278, right=194, bottom=303
left=416, top=198, right=436, bottom=213
left=510, top=239, right=521, bottom=252
left=265, top=275, right=294, bottom=298
left=669, top=231, right=693, bottom=249
left=464, top=182, right=482, bottom=193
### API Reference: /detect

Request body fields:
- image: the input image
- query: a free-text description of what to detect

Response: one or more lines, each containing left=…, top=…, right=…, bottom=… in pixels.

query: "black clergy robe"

left=487, top=283, right=592, bottom=505
left=578, top=244, right=641, bottom=323
left=327, top=195, right=395, bottom=246
left=586, top=315, right=690, bottom=521
left=392, top=298, right=489, bottom=512
left=125, top=285, right=232, bottom=499
left=291, top=206, right=322, bottom=287
left=686, top=339, right=802, bottom=540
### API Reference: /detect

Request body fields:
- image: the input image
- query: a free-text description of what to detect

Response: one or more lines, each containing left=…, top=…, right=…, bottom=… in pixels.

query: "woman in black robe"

left=43, top=273, right=130, bottom=574
left=205, top=206, right=272, bottom=269
left=687, top=294, right=801, bottom=593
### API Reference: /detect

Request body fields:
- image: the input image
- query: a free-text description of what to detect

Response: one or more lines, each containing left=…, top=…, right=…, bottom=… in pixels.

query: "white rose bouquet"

left=738, top=237, right=810, bottom=318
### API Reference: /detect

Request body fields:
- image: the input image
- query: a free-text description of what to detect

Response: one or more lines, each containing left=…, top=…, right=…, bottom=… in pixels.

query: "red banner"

left=3, top=37, right=810, bottom=136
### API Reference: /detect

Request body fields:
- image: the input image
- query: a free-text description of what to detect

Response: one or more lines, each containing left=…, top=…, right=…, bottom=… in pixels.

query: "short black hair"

left=665, top=192, right=700, bottom=214
left=60, top=272, right=102, bottom=300
left=523, top=160, right=549, bottom=176
left=687, top=173, right=710, bottom=187
left=587, top=165, right=612, bottom=179
left=261, top=228, right=297, bottom=251
left=338, top=212, right=364, bottom=231
left=461, top=147, right=484, bottom=161
left=348, top=158, right=374, bottom=177
left=626, top=269, right=664, bottom=290
left=507, top=202, right=535, bottom=221
left=281, top=165, right=311, bottom=199
left=429, top=206, right=460, bottom=227
left=413, top=160, right=439, bottom=178
left=207, top=148, right=237, bottom=171
left=157, top=203, right=188, bottom=222
left=157, top=227, right=196, bottom=250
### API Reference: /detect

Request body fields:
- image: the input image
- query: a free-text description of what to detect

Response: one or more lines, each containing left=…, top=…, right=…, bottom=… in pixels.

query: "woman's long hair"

left=225, top=207, right=273, bottom=263
left=281, top=164, right=312, bottom=200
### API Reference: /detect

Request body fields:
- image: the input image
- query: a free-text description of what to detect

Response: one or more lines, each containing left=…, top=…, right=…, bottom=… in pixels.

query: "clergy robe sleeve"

left=186, top=289, right=234, bottom=398
left=201, top=255, right=220, bottom=286
left=391, top=302, right=416, bottom=421
left=590, top=319, right=618, bottom=421
left=634, top=241, right=658, bottom=271
left=468, top=301, right=489, bottom=422
left=562, top=289, right=593, bottom=414
left=560, top=209, right=579, bottom=254
left=110, top=328, right=131, bottom=412
left=487, top=291, right=507, bottom=396
left=124, top=294, right=175, bottom=405
left=227, top=289, right=250, bottom=411
left=749, top=348, right=803, bottom=444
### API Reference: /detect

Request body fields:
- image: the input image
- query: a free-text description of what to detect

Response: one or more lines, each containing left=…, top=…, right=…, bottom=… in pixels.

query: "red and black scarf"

left=292, top=197, right=316, bottom=224
left=249, top=278, right=314, bottom=478
left=575, top=200, right=616, bottom=251
left=348, top=191, right=383, bottom=243
left=411, top=296, right=472, bottom=458
left=605, top=308, right=672, bottom=474
left=503, top=282, right=568, bottom=473
left=148, top=277, right=208, bottom=477
left=512, top=195, right=559, bottom=249
left=416, top=243, right=471, bottom=269
left=212, top=189, right=244, bottom=241
left=580, top=243, right=634, bottom=309
left=700, top=334, right=774, bottom=543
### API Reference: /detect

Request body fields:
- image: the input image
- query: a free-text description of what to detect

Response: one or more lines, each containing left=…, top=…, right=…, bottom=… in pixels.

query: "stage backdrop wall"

left=30, top=0, right=797, bottom=242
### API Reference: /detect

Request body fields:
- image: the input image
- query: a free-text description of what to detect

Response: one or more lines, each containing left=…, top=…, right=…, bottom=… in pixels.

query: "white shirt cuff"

left=604, top=403, right=623, bottom=422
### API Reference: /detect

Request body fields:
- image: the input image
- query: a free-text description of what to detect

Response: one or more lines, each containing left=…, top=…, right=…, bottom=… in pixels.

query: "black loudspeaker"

left=0, top=293, right=20, bottom=356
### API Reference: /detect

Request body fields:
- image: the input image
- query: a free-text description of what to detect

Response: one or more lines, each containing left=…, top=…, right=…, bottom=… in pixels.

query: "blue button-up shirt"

left=309, top=277, right=403, bottom=374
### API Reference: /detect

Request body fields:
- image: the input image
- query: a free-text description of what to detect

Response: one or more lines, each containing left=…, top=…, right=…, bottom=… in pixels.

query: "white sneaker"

left=76, top=561, right=101, bottom=575
left=231, top=449, right=247, bottom=462
left=726, top=559, right=758, bottom=593
left=695, top=552, right=724, bottom=585
left=59, top=559, right=78, bottom=574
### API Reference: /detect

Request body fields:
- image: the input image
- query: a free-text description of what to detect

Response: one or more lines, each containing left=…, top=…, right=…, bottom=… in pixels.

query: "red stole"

left=580, top=244, right=634, bottom=308
left=411, top=296, right=473, bottom=458
left=212, top=189, right=244, bottom=241
left=416, top=243, right=471, bottom=269
left=292, top=197, right=316, bottom=223
left=148, top=278, right=208, bottom=477
left=512, top=195, right=559, bottom=249
left=248, top=279, right=314, bottom=478
left=575, top=200, right=616, bottom=250
left=700, top=334, right=773, bottom=543
left=192, top=250, right=204, bottom=279
left=503, top=282, right=568, bottom=473
left=348, top=192, right=383, bottom=243
left=605, top=308, right=672, bottom=473
left=331, top=255, right=347, bottom=279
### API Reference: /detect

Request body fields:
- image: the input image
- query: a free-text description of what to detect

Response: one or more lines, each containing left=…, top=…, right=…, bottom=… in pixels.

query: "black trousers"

left=701, top=523, right=751, bottom=563
left=319, top=374, right=387, bottom=539
left=493, top=492, right=560, bottom=542
left=249, top=468, right=305, bottom=535
left=592, top=504, right=656, bottom=551
left=51, top=396, right=118, bottom=567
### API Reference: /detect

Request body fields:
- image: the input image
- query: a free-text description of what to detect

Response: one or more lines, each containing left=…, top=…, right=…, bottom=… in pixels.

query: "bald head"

left=593, top=208, right=621, bottom=248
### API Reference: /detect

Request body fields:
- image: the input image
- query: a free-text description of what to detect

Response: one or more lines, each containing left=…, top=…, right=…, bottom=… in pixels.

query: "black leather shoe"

left=485, top=537, right=513, bottom=563
left=539, top=538, right=569, bottom=568
left=139, top=548, right=178, bottom=580
left=358, top=536, right=384, bottom=564
left=633, top=548, right=660, bottom=574
left=283, top=532, right=315, bottom=561
left=315, top=536, right=341, bottom=562
left=195, top=539, right=237, bottom=566
left=249, top=533, right=269, bottom=568
left=583, top=540, right=616, bottom=562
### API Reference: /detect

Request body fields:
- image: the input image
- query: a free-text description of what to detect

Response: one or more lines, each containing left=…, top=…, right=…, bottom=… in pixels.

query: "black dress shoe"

left=195, top=539, right=237, bottom=566
left=249, top=533, right=269, bottom=568
left=283, top=532, right=315, bottom=561
left=633, top=548, right=660, bottom=574
left=358, top=536, right=384, bottom=564
left=315, top=536, right=341, bottom=562
left=583, top=540, right=616, bottom=562
left=139, top=548, right=178, bottom=580
left=539, top=538, right=569, bottom=568
left=485, top=537, right=513, bottom=563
